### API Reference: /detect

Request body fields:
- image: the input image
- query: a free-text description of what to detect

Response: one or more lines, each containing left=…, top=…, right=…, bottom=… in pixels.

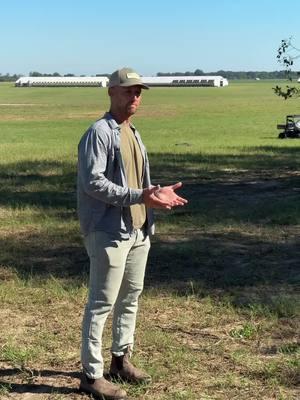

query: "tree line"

left=1, top=70, right=299, bottom=83
left=156, top=69, right=299, bottom=80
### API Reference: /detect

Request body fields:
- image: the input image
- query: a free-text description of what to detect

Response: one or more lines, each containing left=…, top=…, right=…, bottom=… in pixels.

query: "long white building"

left=15, top=75, right=228, bottom=88
left=15, top=76, right=109, bottom=87
left=141, top=75, right=228, bottom=87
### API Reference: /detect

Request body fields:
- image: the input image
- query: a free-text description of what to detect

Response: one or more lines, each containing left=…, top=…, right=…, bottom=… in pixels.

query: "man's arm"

left=78, top=127, right=184, bottom=209
left=78, top=127, right=139, bottom=206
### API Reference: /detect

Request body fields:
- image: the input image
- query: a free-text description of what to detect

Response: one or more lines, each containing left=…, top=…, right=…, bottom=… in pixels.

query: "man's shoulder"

left=91, top=115, right=109, bottom=131
left=91, top=113, right=119, bottom=133
left=79, top=114, right=119, bottom=147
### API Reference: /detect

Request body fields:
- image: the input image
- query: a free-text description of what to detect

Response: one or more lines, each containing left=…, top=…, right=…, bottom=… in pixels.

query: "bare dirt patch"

left=0, top=365, right=88, bottom=399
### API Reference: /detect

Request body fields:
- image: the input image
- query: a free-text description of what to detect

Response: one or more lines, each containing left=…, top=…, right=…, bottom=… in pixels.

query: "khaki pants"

left=81, top=229, right=150, bottom=379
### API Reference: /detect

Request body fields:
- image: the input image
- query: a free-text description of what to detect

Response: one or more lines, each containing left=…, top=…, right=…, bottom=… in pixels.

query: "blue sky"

left=2, top=0, right=300, bottom=76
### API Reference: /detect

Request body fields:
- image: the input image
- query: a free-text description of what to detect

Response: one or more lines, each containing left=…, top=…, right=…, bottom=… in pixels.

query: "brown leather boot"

left=79, top=374, right=127, bottom=400
left=109, top=352, right=152, bottom=384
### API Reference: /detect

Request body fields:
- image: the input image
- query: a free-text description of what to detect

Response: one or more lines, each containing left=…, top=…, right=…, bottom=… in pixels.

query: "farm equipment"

left=277, top=114, right=300, bottom=138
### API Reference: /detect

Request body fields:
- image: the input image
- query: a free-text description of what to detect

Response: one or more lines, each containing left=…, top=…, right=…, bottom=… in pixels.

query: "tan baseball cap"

left=108, top=67, right=149, bottom=89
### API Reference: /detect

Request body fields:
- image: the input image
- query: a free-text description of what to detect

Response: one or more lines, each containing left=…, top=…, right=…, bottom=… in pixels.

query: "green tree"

left=194, top=69, right=204, bottom=75
left=29, top=71, right=43, bottom=77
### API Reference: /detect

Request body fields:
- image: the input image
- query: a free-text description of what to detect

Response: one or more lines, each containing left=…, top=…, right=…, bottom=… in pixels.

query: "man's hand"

left=143, top=182, right=188, bottom=209
left=154, top=182, right=188, bottom=207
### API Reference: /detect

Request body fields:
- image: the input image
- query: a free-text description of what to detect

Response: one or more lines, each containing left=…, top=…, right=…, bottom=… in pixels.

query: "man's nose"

left=131, top=94, right=139, bottom=101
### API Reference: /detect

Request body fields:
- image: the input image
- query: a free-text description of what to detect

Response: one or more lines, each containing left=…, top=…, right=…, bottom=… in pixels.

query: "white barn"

left=15, top=75, right=228, bottom=88
left=15, top=76, right=109, bottom=87
left=141, top=75, right=228, bottom=87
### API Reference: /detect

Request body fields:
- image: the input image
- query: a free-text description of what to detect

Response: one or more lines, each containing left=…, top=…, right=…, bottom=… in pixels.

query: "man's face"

left=109, top=85, right=142, bottom=118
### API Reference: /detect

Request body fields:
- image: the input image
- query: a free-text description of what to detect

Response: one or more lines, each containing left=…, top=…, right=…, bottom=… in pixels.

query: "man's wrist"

left=130, top=188, right=144, bottom=204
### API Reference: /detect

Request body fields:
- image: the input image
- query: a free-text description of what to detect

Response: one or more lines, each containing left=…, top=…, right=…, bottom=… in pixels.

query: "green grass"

left=0, top=81, right=299, bottom=399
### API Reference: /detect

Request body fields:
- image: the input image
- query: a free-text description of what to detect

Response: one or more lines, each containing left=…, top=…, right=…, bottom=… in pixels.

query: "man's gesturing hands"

left=143, top=182, right=188, bottom=210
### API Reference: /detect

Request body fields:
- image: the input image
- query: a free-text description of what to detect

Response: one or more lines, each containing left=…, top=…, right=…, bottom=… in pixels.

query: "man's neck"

left=109, top=110, right=130, bottom=125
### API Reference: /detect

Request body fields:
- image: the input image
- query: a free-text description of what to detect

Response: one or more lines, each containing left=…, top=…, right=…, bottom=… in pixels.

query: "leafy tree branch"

left=273, top=37, right=300, bottom=99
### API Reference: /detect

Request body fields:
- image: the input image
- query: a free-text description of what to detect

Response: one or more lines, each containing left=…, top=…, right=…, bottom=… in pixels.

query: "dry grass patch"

left=0, top=275, right=299, bottom=399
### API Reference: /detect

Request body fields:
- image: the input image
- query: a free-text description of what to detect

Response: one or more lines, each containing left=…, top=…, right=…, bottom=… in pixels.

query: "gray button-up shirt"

left=77, top=112, right=154, bottom=238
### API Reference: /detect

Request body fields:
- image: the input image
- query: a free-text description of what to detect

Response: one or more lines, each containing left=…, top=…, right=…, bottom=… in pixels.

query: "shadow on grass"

left=0, top=367, right=80, bottom=396
left=0, top=151, right=299, bottom=310
left=0, top=381, right=78, bottom=396
left=146, top=233, right=300, bottom=317
left=147, top=232, right=299, bottom=289
left=0, top=160, right=76, bottom=209
left=149, top=146, right=300, bottom=183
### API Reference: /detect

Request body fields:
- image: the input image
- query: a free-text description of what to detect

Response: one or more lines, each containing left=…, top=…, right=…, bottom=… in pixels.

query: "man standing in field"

left=77, top=67, right=187, bottom=400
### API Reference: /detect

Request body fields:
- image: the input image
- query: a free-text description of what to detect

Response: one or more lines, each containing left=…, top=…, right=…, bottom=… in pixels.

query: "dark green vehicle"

left=277, top=115, right=300, bottom=138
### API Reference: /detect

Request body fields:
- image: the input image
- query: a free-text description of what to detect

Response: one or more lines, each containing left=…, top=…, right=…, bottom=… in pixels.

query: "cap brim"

left=119, top=82, right=149, bottom=90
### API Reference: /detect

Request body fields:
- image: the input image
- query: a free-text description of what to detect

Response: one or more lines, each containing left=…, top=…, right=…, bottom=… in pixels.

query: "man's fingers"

left=152, top=197, right=171, bottom=206
left=149, top=192, right=172, bottom=208
left=170, top=182, right=182, bottom=190
left=175, top=195, right=188, bottom=203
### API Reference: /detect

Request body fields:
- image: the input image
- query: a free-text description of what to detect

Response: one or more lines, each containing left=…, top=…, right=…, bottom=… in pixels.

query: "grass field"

left=0, top=81, right=299, bottom=400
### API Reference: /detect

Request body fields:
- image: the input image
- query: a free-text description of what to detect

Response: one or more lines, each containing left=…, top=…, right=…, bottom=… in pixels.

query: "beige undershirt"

left=120, top=122, right=146, bottom=229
